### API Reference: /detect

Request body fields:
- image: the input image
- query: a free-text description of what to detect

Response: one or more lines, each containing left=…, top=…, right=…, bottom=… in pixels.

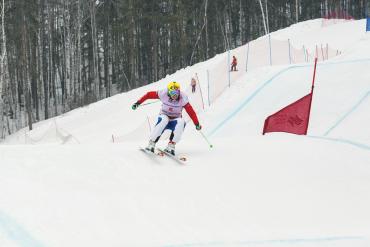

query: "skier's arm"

left=132, top=91, right=159, bottom=110
left=137, top=91, right=159, bottom=104
left=184, top=103, right=201, bottom=129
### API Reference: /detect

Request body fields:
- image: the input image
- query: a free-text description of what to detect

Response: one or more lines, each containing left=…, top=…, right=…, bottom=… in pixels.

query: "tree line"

left=0, top=0, right=367, bottom=138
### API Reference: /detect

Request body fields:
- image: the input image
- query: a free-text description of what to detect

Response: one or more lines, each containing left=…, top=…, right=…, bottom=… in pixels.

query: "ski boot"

left=164, top=141, right=176, bottom=156
left=145, top=140, right=156, bottom=153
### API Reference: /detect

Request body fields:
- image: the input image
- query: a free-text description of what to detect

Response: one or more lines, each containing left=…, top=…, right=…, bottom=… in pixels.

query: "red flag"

left=263, top=58, right=317, bottom=135
left=262, top=93, right=313, bottom=135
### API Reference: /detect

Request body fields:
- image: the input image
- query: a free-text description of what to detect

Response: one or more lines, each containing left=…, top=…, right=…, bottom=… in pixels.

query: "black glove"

left=195, top=124, right=202, bottom=130
left=131, top=102, right=140, bottom=110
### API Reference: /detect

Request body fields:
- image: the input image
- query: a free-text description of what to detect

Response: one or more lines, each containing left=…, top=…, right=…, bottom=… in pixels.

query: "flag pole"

left=305, top=57, right=318, bottom=134
left=311, top=57, right=318, bottom=93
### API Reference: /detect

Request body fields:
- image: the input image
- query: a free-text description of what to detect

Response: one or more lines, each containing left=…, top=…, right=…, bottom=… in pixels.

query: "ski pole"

left=139, top=100, right=160, bottom=107
left=198, top=130, right=213, bottom=148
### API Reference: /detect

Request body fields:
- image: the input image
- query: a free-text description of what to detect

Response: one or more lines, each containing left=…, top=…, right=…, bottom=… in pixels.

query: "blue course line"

left=162, top=236, right=365, bottom=247
left=0, top=211, right=45, bottom=247
left=307, top=135, right=370, bottom=151
left=323, top=91, right=370, bottom=136
left=207, top=58, right=370, bottom=138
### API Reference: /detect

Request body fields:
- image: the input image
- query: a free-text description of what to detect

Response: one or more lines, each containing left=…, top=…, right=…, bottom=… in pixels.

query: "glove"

left=195, top=124, right=202, bottom=130
left=131, top=102, right=140, bottom=110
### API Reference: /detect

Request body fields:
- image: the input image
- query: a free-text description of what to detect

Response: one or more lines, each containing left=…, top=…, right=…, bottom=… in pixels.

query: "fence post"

left=268, top=34, right=272, bottom=66
left=303, top=45, right=307, bottom=62
left=321, top=44, right=325, bottom=61
left=207, top=69, right=210, bottom=106
left=228, top=50, right=231, bottom=87
left=326, top=43, right=329, bottom=60
left=195, top=73, right=205, bottom=110
left=246, top=42, right=250, bottom=72
left=288, top=39, right=292, bottom=64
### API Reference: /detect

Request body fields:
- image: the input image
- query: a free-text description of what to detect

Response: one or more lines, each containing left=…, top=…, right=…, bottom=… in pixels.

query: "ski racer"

left=131, top=81, right=202, bottom=155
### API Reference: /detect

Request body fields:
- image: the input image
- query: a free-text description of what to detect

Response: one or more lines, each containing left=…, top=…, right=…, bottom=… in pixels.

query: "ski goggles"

left=168, top=89, right=180, bottom=98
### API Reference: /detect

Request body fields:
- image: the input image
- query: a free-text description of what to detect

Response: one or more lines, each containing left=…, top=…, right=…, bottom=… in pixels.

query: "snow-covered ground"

left=1, top=19, right=370, bottom=247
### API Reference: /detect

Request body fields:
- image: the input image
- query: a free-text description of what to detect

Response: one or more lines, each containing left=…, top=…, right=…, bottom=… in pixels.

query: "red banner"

left=263, top=58, right=317, bottom=136
left=263, top=92, right=313, bottom=135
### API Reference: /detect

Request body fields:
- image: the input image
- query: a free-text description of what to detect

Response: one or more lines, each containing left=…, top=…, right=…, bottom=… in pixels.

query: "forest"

left=0, top=0, right=368, bottom=138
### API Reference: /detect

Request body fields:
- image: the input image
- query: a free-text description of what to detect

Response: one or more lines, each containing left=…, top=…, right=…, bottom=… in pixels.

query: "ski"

left=139, top=147, right=163, bottom=160
left=156, top=148, right=187, bottom=164
left=139, top=147, right=187, bottom=164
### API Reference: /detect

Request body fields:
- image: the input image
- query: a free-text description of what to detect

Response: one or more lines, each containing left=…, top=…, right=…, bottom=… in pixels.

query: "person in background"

left=191, top=77, right=197, bottom=93
left=231, top=55, right=237, bottom=71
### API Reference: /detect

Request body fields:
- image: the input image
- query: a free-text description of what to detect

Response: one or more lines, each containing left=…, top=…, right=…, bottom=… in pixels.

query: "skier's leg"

left=150, top=114, right=170, bottom=142
left=162, top=118, right=186, bottom=155
left=145, top=115, right=169, bottom=152
left=171, top=118, right=186, bottom=143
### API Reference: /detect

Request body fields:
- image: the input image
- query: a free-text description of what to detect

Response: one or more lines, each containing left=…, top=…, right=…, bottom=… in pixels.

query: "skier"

left=231, top=55, right=237, bottom=71
left=131, top=81, right=202, bottom=155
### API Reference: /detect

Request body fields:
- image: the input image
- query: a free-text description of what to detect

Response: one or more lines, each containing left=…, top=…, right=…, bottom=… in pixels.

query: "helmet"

left=167, top=81, right=181, bottom=99
left=167, top=81, right=180, bottom=91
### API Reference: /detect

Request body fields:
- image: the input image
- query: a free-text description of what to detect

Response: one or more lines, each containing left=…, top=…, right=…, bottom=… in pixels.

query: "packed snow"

left=0, top=19, right=370, bottom=247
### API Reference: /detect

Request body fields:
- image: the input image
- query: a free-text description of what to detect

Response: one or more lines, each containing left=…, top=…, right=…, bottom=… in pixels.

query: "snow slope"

left=1, top=19, right=370, bottom=247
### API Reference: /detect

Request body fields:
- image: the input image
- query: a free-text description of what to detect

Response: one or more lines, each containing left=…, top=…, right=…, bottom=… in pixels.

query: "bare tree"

left=0, top=0, right=6, bottom=137
left=257, top=0, right=268, bottom=35
left=90, top=0, right=99, bottom=100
